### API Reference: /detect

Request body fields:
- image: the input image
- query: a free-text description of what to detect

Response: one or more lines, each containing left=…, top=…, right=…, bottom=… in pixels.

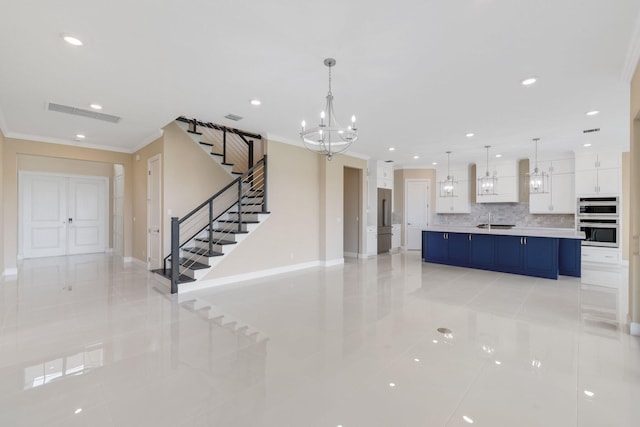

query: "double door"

left=21, top=173, right=108, bottom=258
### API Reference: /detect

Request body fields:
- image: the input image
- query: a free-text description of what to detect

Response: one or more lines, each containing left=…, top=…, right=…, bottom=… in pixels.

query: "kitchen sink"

left=476, top=224, right=515, bottom=229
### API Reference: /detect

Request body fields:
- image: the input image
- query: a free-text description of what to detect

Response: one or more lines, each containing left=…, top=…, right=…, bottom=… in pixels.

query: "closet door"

left=67, top=177, right=107, bottom=255
left=21, top=174, right=68, bottom=258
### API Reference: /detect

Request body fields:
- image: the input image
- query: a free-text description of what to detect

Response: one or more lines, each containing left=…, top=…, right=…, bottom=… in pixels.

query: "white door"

left=406, top=180, right=430, bottom=250
left=148, top=154, right=162, bottom=270
left=67, top=178, right=107, bottom=255
left=21, top=173, right=107, bottom=258
left=21, top=174, right=68, bottom=258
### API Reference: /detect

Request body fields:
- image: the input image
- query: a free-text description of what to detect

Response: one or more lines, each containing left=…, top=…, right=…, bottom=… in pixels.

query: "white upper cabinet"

left=376, top=160, right=394, bottom=189
left=475, top=159, right=519, bottom=203
left=574, top=151, right=620, bottom=196
left=435, top=165, right=470, bottom=213
left=529, top=155, right=575, bottom=214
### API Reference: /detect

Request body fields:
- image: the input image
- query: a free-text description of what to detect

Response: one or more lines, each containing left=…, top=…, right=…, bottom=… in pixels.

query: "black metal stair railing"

left=164, top=157, right=267, bottom=293
left=176, top=116, right=263, bottom=174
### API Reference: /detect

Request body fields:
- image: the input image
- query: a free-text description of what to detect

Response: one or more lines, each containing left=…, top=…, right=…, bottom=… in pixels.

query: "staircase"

left=153, top=117, right=269, bottom=293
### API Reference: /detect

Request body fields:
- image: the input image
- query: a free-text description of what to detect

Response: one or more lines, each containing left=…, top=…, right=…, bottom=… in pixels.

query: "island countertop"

left=424, top=225, right=585, bottom=240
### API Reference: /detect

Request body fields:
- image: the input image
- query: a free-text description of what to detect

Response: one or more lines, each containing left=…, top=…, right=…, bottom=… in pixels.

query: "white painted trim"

left=621, top=259, right=629, bottom=267
left=130, top=258, right=147, bottom=269
left=344, top=251, right=359, bottom=258
left=3, top=268, right=18, bottom=277
left=123, top=257, right=134, bottom=263
left=178, top=260, right=324, bottom=293
left=321, top=258, right=344, bottom=267
left=622, top=11, right=640, bottom=83
left=358, top=252, right=374, bottom=259
left=147, top=153, right=162, bottom=270
left=631, top=322, right=640, bottom=336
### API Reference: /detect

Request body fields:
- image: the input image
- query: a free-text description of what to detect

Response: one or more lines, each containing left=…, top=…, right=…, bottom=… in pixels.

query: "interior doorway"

left=147, top=154, right=162, bottom=270
left=343, top=166, right=361, bottom=258
left=405, top=179, right=430, bottom=250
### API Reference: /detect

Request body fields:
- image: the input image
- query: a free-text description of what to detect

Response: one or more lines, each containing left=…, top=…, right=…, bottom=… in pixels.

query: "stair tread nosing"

left=194, top=238, right=237, bottom=245
left=151, top=269, right=196, bottom=284
left=199, top=142, right=214, bottom=147
left=210, top=153, right=223, bottom=157
left=182, top=247, right=224, bottom=257
left=217, top=219, right=260, bottom=224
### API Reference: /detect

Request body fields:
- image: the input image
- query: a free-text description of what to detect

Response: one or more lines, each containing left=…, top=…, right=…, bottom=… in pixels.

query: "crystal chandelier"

left=478, top=145, right=497, bottom=196
left=300, top=58, right=358, bottom=160
left=527, top=138, right=549, bottom=193
left=439, top=151, right=458, bottom=197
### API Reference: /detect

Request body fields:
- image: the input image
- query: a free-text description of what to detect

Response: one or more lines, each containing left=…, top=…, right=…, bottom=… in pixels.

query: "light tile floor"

left=0, top=252, right=639, bottom=426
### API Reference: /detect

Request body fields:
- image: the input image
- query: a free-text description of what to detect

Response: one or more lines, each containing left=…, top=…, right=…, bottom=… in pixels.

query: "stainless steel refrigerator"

left=377, top=188, right=392, bottom=253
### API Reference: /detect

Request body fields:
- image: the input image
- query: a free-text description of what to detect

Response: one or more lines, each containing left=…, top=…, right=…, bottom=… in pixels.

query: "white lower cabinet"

left=392, top=224, right=401, bottom=250
left=366, top=226, right=377, bottom=257
left=582, top=246, right=620, bottom=265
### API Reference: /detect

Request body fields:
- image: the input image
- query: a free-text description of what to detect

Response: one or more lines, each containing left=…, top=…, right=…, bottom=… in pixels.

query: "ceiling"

left=1, top=1, right=639, bottom=168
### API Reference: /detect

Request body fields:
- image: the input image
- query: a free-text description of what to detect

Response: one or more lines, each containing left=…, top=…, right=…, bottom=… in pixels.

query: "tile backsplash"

left=434, top=203, right=575, bottom=228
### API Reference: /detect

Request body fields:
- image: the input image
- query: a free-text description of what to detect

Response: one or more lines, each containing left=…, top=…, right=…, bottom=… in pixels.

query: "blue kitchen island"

left=422, top=226, right=584, bottom=279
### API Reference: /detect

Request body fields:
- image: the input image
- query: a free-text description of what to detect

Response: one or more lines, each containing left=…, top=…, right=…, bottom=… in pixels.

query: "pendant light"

left=477, top=145, right=497, bottom=196
left=527, top=138, right=549, bottom=193
left=439, top=151, right=458, bottom=197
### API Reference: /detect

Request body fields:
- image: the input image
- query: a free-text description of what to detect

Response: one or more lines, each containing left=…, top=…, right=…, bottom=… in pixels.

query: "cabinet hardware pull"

left=468, top=234, right=472, bottom=241
left=520, top=237, right=523, bottom=244
left=524, top=237, right=527, bottom=245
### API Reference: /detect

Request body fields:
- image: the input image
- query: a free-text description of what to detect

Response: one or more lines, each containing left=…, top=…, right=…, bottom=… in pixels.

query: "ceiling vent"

left=48, top=102, right=121, bottom=123
left=583, top=128, right=600, bottom=134
left=224, top=113, right=243, bottom=121
left=385, top=160, right=394, bottom=163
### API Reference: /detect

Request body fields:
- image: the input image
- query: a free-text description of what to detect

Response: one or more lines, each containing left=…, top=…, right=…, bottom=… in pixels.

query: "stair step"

left=210, top=152, right=223, bottom=157
left=187, top=130, right=203, bottom=136
left=182, top=247, right=224, bottom=257
left=232, top=171, right=243, bottom=175
left=210, top=229, right=248, bottom=234
left=199, top=141, right=214, bottom=147
left=178, top=258, right=210, bottom=270
left=218, top=220, right=260, bottom=225
left=152, top=269, right=196, bottom=284
left=194, top=238, right=237, bottom=246
left=221, top=162, right=234, bottom=166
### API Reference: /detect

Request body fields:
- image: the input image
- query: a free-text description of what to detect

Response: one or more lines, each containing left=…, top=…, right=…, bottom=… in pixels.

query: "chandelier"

left=439, top=151, right=458, bottom=197
left=300, top=58, right=358, bottom=160
left=527, top=138, right=549, bottom=193
left=478, top=145, right=497, bottom=196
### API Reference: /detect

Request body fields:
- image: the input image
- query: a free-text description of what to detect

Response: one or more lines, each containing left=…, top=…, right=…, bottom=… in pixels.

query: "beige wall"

left=394, top=168, right=436, bottom=245
left=17, top=154, right=116, bottom=248
left=2, top=137, right=133, bottom=270
left=0, top=129, right=4, bottom=274
left=205, top=140, right=322, bottom=279
left=343, top=167, right=360, bottom=255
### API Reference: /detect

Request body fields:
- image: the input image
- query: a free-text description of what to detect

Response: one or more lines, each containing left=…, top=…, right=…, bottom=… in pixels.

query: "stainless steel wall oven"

left=577, top=197, right=619, bottom=248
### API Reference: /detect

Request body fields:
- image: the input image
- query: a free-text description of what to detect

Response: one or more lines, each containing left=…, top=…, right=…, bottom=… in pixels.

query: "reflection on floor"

left=0, top=252, right=639, bottom=426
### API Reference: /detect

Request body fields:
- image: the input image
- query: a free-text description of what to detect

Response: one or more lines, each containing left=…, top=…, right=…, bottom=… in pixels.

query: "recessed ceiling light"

left=495, top=360, right=502, bottom=365
left=62, top=34, right=83, bottom=46
left=521, top=77, right=537, bottom=86
left=413, top=155, right=419, bottom=159
left=432, top=162, right=438, bottom=165
left=74, top=408, right=83, bottom=415
left=75, top=134, right=86, bottom=140
left=432, top=339, right=438, bottom=344
left=250, top=99, right=261, bottom=106
left=495, top=154, right=502, bottom=158
left=89, top=104, right=102, bottom=110
left=466, top=133, right=475, bottom=138
left=584, top=390, right=595, bottom=397
left=463, top=415, right=474, bottom=424
left=584, top=143, right=592, bottom=147
left=389, top=382, right=396, bottom=387
left=586, top=110, right=600, bottom=116
left=414, top=358, right=420, bottom=362
left=388, top=147, right=395, bottom=151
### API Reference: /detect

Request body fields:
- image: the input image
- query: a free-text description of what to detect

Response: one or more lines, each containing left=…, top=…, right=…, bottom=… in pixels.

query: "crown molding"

left=3, top=131, right=133, bottom=153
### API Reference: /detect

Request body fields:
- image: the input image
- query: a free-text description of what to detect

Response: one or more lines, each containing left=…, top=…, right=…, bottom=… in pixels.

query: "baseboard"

left=3, top=268, right=18, bottom=277
left=631, top=322, right=640, bottom=336
left=321, top=258, right=344, bottom=267
left=130, top=258, right=147, bottom=269
left=178, top=260, right=324, bottom=293
left=344, top=252, right=359, bottom=258
left=359, top=253, right=376, bottom=259
left=123, top=257, right=134, bottom=263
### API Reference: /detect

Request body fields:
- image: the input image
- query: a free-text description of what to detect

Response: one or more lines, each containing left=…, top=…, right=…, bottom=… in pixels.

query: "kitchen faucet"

left=488, top=212, right=492, bottom=230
